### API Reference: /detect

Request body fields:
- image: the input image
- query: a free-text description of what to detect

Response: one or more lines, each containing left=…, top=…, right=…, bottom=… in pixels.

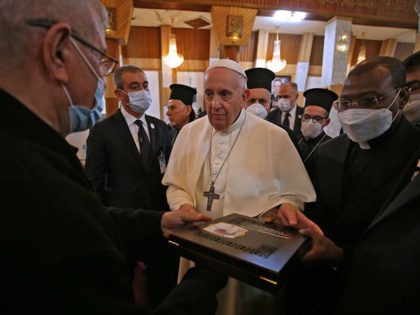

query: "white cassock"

left=162, top=109, right=316, bottom=315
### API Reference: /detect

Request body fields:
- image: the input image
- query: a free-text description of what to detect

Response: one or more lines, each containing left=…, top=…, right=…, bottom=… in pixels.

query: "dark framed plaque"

left=168, top=213, right=308, bottom=292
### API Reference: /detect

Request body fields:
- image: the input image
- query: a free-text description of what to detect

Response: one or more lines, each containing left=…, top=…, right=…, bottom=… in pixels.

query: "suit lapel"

left=270, top=108, right=282, bottom=125
left=294, top=106, right=303, bottom=132
left=367, top=175, right=420, bottom=230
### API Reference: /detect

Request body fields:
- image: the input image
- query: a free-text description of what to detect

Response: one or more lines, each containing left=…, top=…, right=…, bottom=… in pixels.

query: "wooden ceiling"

left=133, top=0, right=418, bottom=29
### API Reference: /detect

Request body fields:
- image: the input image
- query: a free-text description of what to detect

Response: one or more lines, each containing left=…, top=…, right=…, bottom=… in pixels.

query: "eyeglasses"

left=301, top=114, right=326, bottom=123
left=407, top=80, right=420, bottom=93
left=333, top=88, right=401, bottom=112
left=26, top=19, right=118, bottom=76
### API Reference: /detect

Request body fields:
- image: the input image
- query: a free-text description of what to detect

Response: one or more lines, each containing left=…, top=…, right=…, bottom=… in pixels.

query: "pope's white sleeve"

left=166, top=185, right=194, bottom=211
left=274, top=197, right=304, bottom=211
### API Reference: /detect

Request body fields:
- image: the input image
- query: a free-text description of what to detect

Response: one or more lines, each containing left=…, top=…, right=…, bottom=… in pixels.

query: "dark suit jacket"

left=282, top=118, right=420, bottom=315
left=306, top=117, right=420, bottom=246
left=85, top=110, right=171, bottom=210
left=336, top=174, right=420, bottom=315
left=267, top=105, right=304, bottom=137
left=264, top=111, right=302, bottom=155
left=0, top=89, right=221, bottom=315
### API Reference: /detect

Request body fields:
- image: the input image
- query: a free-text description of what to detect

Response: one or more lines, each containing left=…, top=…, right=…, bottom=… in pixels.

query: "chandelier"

left=163, top=33, right=184, bottom=68
left=266, top=30, right=287, bottom=73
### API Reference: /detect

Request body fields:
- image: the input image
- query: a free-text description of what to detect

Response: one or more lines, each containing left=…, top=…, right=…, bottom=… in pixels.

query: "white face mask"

left=338, top=91, right=400, bottom=143
left=247, top=103, right=268, bottom=119
left=123, top=90, right=152, bottom=113
left=323, top=106, right=342, bottom=138
left=301, top=120, right=324, bottom=140
left=403, top=93, right=420, bottom=123
left=278, top=98, right=291, bottom=112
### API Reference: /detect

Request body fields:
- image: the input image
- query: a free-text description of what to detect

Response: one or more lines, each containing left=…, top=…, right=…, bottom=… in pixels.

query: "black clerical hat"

left=303, top=88, right=338, bottom=113
left=169, top=84, right=197, bottom=106
left=245, top=68, right=275, bottom=92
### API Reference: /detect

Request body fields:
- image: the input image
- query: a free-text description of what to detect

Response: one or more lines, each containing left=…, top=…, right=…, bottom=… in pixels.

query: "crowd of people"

left=1, top=0, right=419, bottom=314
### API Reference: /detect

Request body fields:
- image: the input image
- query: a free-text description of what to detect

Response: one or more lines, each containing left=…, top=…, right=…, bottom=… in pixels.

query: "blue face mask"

left=121, top=89, right=152, bottom=113
left=63, top=38, right=106, bottom=133
left=62, top=78, right=105, bottom=133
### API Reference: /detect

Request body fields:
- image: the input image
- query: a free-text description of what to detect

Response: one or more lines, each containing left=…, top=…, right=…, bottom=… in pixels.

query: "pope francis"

left=162, top=59, right=317, bottom=314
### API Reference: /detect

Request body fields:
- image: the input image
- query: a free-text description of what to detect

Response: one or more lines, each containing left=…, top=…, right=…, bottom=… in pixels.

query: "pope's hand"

left=161, top=204, right=212, bottom=238
left=277, top=203, right=324, bottom=236
left=179, top=203, right=197, bottom=213
left=299, top=228, right=343, bottom=263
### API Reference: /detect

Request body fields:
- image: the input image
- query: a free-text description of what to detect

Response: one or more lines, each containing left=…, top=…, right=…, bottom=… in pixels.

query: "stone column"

left=380, top=39, right=397, bottom=57
left=295, top=32, right=314, bottom=91
left=209, top=28, right=220, bottom=66
left=415, top=0, right=420, bottom=52
left=414, top=33, right=420, bottom=52
left=322, top=17, right=352, bottom=87
left=255, top=29, right=269, bottom=67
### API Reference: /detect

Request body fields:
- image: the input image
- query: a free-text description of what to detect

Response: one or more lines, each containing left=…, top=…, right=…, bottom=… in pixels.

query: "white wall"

left=177, top=71, right=205, bottom=115
left=305, top=76, right=323, bottom=90
left=143, top=70, right=161, bottom=119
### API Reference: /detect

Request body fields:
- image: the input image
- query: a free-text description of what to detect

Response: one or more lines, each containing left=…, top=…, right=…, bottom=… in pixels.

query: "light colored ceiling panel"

left=132, top=8, right=417, bottom=42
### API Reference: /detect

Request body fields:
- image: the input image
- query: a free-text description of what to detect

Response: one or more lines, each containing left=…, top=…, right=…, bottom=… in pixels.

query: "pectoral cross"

left=203, top=184, right=220, bottom=211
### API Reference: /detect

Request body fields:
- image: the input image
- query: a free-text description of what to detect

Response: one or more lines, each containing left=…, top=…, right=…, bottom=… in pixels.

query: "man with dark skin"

left=403, top=51, right=420, bottom=125
left=277, top=57, right=420, bottom=315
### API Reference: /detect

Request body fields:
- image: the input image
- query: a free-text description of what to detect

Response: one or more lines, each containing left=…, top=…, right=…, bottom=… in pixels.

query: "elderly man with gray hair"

left=163, top=59, right=318, bottom=314
left=0, top=1, right=227, bottom=314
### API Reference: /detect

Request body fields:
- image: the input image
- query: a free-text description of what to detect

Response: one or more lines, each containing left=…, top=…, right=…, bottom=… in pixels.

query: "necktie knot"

left=134, top=119, right=143, bottom=127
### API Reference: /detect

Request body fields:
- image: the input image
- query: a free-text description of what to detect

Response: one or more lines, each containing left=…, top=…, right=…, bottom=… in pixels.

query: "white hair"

left=0, top=0, right=107, bottom=67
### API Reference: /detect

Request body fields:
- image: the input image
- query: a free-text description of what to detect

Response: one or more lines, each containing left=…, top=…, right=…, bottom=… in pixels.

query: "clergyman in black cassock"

left=282, top=56, right=420, bottom=315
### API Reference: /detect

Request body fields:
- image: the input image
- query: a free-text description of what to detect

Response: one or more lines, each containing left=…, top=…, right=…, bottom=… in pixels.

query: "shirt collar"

left=286, top=104, right=297, bottom=117
left=213, top=108, right=246, bottom=135
left=121, top=106, right=147, bottom=126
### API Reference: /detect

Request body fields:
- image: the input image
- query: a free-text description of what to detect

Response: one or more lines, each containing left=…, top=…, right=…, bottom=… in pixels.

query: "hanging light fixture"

left=357, top=32, right=367, bottom=64
left=163, top=18, right=184, bottom=69
left=266, top=27, right=287, bottom=73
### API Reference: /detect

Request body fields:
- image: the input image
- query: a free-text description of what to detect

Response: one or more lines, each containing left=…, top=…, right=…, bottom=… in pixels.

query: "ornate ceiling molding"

left=134, top=0, right=418, bottom=29
left=101, top=0, right=134, bottom=45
